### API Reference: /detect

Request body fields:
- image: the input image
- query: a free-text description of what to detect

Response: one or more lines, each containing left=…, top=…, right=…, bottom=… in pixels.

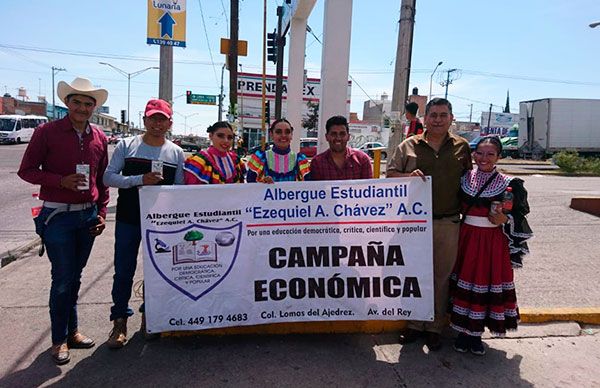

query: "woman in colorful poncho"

left=246, top=119, right=310, bottom=183
left=183, top=121, right=245, bottom=184
left=450, top=136, right=533, bottom=356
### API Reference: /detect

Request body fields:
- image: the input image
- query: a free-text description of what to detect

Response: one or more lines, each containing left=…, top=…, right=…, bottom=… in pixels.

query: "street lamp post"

left=174, top=112, right=199, bottom=134
left=51, top=66, right=66, bottom=120
left=428, top=61, right=443, bottom=102
left=590, top=21, right=600, bottom=28
left=99, top=62, right=159, bottom=131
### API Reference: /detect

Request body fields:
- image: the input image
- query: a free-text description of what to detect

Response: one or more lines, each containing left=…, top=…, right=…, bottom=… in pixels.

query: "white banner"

left=140, top=178, right=433, bottom=333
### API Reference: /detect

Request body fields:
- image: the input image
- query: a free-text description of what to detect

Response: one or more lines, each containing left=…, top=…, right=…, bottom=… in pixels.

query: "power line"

left=305, top=25, right=379, bottom=106
left=0, top=47, right=50, bottom=69
left=461, top=69, right=600, bottom=86
left=197, top=0, right=220, bottom=85
left=0, top=43, right=222, bottom=66
left=447, top=93, right=504, bottom=109
left=219, top=0, right=229, bottom=35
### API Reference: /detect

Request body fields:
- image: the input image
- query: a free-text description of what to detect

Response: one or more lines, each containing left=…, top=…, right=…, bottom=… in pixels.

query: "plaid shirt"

left=310, top=147, right=373, bottom=181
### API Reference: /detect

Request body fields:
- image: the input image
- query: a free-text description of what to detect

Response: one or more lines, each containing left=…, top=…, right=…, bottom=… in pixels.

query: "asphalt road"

left=0, top=143, right=43, bottom=258
left=0, top=143, right=118, bottom=260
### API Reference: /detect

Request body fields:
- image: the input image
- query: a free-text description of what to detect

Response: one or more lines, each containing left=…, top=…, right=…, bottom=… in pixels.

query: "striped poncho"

left=183, top=146, right=245, bottom=184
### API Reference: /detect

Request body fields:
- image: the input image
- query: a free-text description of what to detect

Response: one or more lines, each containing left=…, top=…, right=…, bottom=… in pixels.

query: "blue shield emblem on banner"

left=146, top=222, right=242, bottom=301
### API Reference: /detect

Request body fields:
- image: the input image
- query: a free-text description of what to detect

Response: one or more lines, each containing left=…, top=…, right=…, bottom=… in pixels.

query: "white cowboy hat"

left=57, top=77, right=108, bottom=107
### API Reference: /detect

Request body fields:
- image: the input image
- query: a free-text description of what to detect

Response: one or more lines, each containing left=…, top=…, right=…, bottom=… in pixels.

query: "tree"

left=184, top=230, right=204, bottom=246
left=302, top=101, right=319, bottom=138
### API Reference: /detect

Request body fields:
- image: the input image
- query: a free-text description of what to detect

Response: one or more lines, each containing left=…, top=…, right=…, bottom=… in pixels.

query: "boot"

left=107, top=318, right=128, bottom=349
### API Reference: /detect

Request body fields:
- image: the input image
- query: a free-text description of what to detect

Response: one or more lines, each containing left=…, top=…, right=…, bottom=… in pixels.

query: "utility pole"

left=51, top=66, right=66, bottom=120
left=443, top=68, right=458, bottom=99
left=274, top=5, right=285, bottom=119
left=486, top=103, right=493, bottom=134
left=218, top=63, right=226, bottom=121
left=388, top=0, right=416, bottom=156
left=469, top=104, right=473, bottom=122
left=159, top=46, right=173, bottom=104
left=229, top=0, right=239, bottom=120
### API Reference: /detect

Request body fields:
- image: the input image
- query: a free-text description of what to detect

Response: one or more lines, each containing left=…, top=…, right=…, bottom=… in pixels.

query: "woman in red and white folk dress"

left=450, top=136, right=533, bottom=355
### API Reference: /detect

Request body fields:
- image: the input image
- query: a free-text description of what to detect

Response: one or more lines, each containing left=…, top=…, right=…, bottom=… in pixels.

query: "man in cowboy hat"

left=18, top=77, right=110, bottom=365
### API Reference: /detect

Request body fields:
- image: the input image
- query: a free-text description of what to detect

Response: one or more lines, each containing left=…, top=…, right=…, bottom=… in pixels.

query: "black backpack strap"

left=460, top=171, right=499, bottom=223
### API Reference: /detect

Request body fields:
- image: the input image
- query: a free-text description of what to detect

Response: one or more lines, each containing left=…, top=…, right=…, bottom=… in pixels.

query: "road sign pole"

left=159, top=46, right=173, bottom=104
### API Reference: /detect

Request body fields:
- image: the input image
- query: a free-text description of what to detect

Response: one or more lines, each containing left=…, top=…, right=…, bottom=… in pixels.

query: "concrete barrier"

left=570, top=197, right=600, bottom=217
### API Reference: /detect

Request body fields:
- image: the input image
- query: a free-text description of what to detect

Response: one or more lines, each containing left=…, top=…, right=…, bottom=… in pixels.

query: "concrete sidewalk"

left=1, top=175, right=600, bottom=386
left=0, top=225, right=599, bottom=387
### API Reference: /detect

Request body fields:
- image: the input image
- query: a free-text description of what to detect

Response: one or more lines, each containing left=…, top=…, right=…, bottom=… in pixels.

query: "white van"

left=0, top=115, right=48, bottom=144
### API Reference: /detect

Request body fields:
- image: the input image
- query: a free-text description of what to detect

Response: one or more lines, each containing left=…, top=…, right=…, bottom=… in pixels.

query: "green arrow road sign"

left=188, top=93, right=217, bottom=105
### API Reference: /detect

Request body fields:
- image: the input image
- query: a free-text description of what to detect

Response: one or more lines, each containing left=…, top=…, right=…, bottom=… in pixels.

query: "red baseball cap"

left=145, top=99, right=172, bottom=119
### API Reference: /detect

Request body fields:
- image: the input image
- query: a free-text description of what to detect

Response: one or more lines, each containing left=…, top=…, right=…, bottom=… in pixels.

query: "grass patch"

left=553, top=151, right=600, bottom=175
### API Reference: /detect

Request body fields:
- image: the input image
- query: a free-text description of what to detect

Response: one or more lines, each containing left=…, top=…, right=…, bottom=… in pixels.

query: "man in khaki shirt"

left=387, top=98, right=471, bottom=351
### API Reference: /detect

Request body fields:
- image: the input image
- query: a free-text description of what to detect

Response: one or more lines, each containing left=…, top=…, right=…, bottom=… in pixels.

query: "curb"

left=520, top=307, right=600, bottom=325
left=0, top=237, right=41, bottom=268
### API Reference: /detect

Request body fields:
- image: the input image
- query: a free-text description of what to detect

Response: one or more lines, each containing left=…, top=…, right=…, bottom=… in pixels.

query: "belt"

left=464, top=215, right=497, bottom=228
left=43, top=201, right=94, bottom=211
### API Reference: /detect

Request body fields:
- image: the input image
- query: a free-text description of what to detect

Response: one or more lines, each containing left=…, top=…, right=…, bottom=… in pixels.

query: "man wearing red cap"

left=103, top=98, right=184, bottom=348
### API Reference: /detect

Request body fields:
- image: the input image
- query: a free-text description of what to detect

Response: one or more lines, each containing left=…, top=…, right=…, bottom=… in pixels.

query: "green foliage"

left=302, top=101, right=319, bottom=136
left=553, top=151, right=600, bottom=174
left=184, top=230, right=204, bottom=242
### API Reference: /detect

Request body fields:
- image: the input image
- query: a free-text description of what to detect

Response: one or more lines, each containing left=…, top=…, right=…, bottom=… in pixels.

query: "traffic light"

left=267, top=30, right=278, bottom=64
left=265, top=101, right=271, bottom=124
left=186, top=90, right=192, bottom=104
left=120, top=110, right=126, bottom=124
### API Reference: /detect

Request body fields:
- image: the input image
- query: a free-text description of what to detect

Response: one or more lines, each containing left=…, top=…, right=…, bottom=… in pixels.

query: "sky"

left=1, top=0, right=599, bottom=136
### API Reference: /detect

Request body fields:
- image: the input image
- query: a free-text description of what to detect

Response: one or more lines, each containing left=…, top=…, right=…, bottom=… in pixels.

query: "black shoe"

left=399, top=328, right=421, bottom=344
left=470, top=336, right=486, bottom=356
left=425, top=332, right=442, bottom=351
left=453, top=333, right=470, bottom=353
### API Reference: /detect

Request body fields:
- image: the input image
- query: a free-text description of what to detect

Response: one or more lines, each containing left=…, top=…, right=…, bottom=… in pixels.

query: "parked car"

left=174, top=139, right=201, bottom=152
left=299, top=138, right=317, bottom=157
left=470, top=135, right=501, bottom=151
left=468, top=136, right=481, bottom=151
left=501, top=136, right=519, bottom=158
left=248, top=142, right=272, bottom=155
left=358, top=142, right=387, bottom=159
left=102, top=130, right=120, bottom=145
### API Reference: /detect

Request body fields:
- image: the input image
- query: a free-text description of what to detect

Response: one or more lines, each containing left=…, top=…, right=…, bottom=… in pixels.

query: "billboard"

left=237, top=72, right=351, bottom=130
left=480, top=112, right=519, bottom=136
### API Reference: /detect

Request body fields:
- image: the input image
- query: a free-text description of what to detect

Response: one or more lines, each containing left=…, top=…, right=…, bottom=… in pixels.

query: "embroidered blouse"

left=460, top=167, right=533, bottom=268
left=246, top=146, right=310, bottom=182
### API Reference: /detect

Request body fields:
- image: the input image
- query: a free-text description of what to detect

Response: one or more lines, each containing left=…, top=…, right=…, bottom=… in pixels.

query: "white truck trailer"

left=518, top=98, right=600, bottom=159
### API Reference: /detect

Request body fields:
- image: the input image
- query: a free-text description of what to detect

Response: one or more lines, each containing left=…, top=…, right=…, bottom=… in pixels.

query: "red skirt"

left=450, top=206, right=519, bottom=336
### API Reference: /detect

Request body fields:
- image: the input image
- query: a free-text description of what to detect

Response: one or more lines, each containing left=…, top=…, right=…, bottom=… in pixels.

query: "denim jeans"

left=110, top=221, right=142, bottom=321
left=41, top=206, right=97, bottom=345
